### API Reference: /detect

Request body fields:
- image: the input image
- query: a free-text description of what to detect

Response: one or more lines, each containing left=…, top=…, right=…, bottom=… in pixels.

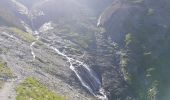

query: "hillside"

left=98, top=0, right=170, bottom=99
left=0, top=0, right=170, bottom=100
left=0, top=0, right=22, bottom=28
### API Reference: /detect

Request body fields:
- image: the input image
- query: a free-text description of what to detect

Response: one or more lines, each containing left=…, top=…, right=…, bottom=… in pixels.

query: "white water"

left=25, top=22, right=108, bottom=99
left=30, top=31, right=40, bottom=60
left=35, top=22, right=108, bottom=99
left=50, top=45, right=108, bottom=100
left=18, top=3, right=108, bottom=98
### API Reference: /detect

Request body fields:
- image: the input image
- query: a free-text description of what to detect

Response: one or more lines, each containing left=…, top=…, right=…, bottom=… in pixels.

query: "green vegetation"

left=120, top=51, right=132, bottom=83
left=97, top=27, right=106, bottom=34
left=67, top=45, right=82, bottom=55
left=147, top=80, right=159, bottom=100
left=120, top=11, right=170, bottom=99
left=8, top=27, right=36, bottom=42
left=0, top=60, right=13, bottom=88
left=125, top=33, right=133, bottom=46
left=50, top=18, right=96, bottom=50
left=120, top=33, right=139, bottom=83
left=0, top=60, right=13, bottom=78
left=121, top=31, right=160, bottom=100
left=147, top=8, right=155, bottom=16
left=16, top=77, right=67, bottom=100
left=61, top=31, right=93, bottom=49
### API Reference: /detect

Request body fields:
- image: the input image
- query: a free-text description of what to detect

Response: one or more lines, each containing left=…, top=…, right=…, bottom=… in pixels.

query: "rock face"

left=0, top=0, right=112, bottom=100
left=97, top=0, right=170, bottom=100
left=1, top=0, right=170, bottom=100
left=0, top=28, right=98, bottom=100
left=0, top=0, right=98, bottom=100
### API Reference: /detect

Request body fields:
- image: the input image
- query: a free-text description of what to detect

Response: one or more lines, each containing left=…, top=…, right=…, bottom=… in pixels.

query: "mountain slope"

left=98, top=0, right=170, bottom=99
left=0, top=0, right=112, bottom=100
left=2, top=0, right=170, bottom=100
left=0, top=0, right=22, bottom=28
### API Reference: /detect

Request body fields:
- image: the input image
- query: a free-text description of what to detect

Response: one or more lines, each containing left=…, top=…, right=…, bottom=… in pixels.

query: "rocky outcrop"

left=0, top=26, right=99, bottom=100
left=3, top=0, right=170, bottom=100
left=0, top=0, right=110, bottom=100
left=97, top=0, right=170, bottom=100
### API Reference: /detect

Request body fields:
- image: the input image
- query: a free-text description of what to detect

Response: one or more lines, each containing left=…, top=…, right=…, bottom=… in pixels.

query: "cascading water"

left=16, top=0, right=108, bottom=98
left=26, top=22, right=108, bottom=100
left=22, top=21, right=108, bottom=99
left=30, top=31, right=40, bottom=60
left=50, top=47, right=108, bottom=100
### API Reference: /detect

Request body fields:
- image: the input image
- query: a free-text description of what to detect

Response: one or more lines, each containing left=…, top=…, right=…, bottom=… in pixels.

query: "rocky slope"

left=0, top=0, right=112, bottom=100
left=1, top=0, right=169, bottom=100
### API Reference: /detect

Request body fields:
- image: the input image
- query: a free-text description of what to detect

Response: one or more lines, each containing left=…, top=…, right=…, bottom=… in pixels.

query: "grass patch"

left=125, top=33, right=133, bottom=46
left=16, top=77, right=67, bottom=100
left=0, top=60, right=13, bottom=88
left=147, top=8, right=155, bottom=16
left=0, top=60, right=13, bottom=78
left=8, top=27, right=36, bottom=42
left=120, top=51, right=132, bottom=83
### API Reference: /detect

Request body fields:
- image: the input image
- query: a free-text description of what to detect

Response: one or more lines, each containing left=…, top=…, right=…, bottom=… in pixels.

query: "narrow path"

left=0, top=80, right=15, bottom=100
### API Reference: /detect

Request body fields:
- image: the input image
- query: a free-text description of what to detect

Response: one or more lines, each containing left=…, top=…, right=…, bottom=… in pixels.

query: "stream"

left=14, top=0, right=108, bottom=98
left=28, top=22, right=108, bottom=99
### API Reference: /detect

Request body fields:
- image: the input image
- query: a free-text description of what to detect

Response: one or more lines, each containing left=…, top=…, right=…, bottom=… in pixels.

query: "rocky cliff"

left=98, top=0, right=170, bottom=99
left=0, top=0, right=112, bottom=100
left=1, top=0, right=170, bottom=100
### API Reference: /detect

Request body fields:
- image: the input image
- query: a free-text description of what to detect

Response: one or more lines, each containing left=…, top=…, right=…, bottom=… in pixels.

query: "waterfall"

left=21, top=9, right=108, bottom=99
left=50, top=46, right=108, bottom=100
